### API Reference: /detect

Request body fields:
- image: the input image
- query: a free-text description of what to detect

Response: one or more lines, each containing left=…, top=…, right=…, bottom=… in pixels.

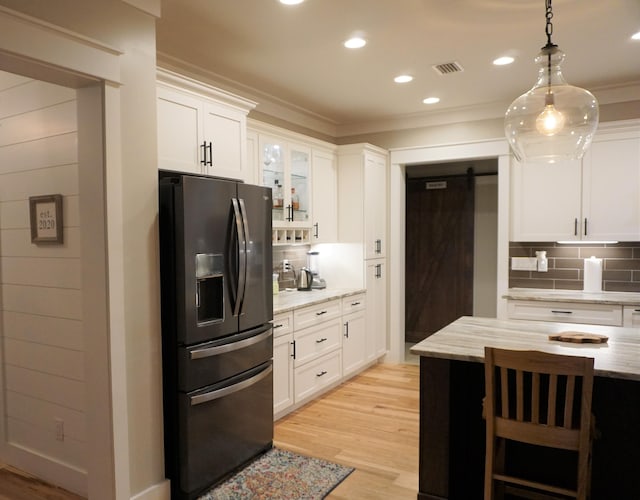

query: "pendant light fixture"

left=504, top=0, right=599, bottom=163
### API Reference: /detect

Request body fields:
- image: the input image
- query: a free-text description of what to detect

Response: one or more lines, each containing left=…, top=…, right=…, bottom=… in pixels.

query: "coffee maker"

left=307, top=251, right=326, bottom=289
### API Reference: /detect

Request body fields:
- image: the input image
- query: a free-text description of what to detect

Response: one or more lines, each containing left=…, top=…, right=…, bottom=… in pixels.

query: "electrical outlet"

left=282, top=259, right=291, bottom=271
left=55, top=418, right=64, bottom=442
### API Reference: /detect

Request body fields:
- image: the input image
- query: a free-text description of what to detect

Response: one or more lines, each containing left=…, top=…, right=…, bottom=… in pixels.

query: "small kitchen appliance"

left=307, top=251, right=326, bottom=289
left=296, top=267, right=313, bottom=291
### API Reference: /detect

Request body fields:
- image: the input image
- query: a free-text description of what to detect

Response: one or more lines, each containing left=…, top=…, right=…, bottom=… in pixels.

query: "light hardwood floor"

left=0, top=363, right=419, bottom=500
left=275, top=362, right=420, bottom=499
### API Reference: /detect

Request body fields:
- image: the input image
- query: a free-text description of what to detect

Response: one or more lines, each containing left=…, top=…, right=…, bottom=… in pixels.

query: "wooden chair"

left=484, top=347, right=594, bottom=500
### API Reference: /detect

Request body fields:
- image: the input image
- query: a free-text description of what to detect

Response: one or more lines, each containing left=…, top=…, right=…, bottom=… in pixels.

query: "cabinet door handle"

left=315, top=337, right=327, bottom=344
left=315, top=310, right=327, bottom=316
left=375, top=239, right=382, bottom=254
left=200, top=141, right=208, bottom=165
left=375, top=264, right=382, bottom=278
left=290, top=340, right=296, bottom=359
left=313, top=222, right=319, bottom=239
left=551, top=310, right=573, bottom=314
left=574, top=218, right=578, bottom=236
left=316, top=370, right=327, bottom=377
left=351, top=301, right=360, bottom=306
left=584, top=217, right=588, bottom=236
left=286, top=204, right=293, bottom=222
left=344, top=322, right=349, bottom=338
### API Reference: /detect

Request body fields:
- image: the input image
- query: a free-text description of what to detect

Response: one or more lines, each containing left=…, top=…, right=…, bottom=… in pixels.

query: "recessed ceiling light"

left=493, top=56, right=515, bottom=66
left=344, top=37, right=366, bottom=49
left=279, top=0, right=304, bottom=4
left=423, top=97, right=440, bottom=105
left=394, top=75, right=413, bottom=83
left=632, top=31, right=640, bottom=40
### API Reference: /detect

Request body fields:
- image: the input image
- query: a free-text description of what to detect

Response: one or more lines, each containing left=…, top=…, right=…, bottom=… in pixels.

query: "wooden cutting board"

left=548, top=331, right=609, bottom=344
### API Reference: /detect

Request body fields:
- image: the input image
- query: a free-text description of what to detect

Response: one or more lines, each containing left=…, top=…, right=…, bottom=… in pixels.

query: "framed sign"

left=29, top=194, right=63, bottom=244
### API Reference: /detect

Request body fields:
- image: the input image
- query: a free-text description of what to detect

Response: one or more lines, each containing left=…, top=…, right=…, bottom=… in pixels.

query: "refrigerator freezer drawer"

left=177, top=362, right=274, bottom=499
left=178, top=323, right=273, bottom=392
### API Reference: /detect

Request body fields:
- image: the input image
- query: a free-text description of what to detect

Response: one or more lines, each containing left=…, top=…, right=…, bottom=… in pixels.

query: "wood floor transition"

left=0, top=363, right=419, bottom=499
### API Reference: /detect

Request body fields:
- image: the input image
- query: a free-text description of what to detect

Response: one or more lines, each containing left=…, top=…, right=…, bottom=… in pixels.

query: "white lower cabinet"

left=366, top=259, right=388, bottom=361
left=506, top=300, right=623, bottom=327
left=294, top=350, right=342, bottom=403
left=342, top=293, right=366, bottom=377
left=623, top=306, right=640, bottom=328
left=273, top=312, right=294, bottom=416
left=273, top=292, right=375, bottom=420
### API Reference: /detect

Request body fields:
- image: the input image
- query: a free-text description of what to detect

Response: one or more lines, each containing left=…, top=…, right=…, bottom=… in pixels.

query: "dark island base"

left=418, top=357, right=640, bottom=500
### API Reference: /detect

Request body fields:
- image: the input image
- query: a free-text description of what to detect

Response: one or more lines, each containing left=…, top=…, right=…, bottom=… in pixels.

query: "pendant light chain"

left=545, top=0, right=555, bottom=48
left=544, top=0, right=556, bottom=98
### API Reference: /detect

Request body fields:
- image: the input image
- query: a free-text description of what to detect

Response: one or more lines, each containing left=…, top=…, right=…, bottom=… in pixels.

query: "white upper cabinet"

left=248, top=120, right=338, bottom=244
left=311, top=149, right=338, bottom=243
left=337, top=144, right=388, bottom=259
left=510, top=158, right=582, bottom=241
left=510, top=122, right=640, bottom=242
left=582, top=132, right=640, bottom=241
left=156, top=69, right=256, bottom=182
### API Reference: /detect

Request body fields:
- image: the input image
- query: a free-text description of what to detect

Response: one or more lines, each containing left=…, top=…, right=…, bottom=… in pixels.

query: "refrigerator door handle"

left=190, top=327, right=272, bottom=360
left=230, top=198, right=245, bottom=317
left=237, top=198, right=250, bottom=315
left=189, top=364, right=273, bottom=406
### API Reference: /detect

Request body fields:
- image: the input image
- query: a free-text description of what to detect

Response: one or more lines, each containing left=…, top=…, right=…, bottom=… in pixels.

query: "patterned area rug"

left=200, top=448, right=354, bottom=500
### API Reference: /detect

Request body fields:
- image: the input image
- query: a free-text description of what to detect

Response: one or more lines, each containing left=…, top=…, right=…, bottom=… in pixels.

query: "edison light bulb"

left=536, top=94, right=566, bottom=136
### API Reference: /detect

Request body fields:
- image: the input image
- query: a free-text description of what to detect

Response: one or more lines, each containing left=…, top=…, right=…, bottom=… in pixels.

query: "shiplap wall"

left=0, top=72, right=85, bottom=471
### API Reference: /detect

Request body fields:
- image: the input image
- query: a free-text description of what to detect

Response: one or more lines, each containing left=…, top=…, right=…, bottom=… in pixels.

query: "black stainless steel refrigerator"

left=158, top=171, right=274, bottom=500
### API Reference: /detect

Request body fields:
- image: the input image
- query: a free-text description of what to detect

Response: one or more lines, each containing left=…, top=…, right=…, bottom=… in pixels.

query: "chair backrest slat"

left=532, top=372, right=540, bottom=424
left=564, top=374, right=576, bottom=428
left=547, top=373, right=558, bottom=426
left=500, top=366, right=509, bottom=419
left=516, top=369, right=524, bottom=421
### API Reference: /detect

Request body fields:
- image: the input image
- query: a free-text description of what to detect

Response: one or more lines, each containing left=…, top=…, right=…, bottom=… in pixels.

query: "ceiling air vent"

left=432, top=61, right=464, bottom=75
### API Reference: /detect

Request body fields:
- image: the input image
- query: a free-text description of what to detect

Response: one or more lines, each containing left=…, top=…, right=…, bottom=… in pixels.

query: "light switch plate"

left=511, top=257, right=538, bottom=271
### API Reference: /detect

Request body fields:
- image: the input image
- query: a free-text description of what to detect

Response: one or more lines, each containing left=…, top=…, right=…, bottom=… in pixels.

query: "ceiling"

left=156, top=0, right=640, bottom=137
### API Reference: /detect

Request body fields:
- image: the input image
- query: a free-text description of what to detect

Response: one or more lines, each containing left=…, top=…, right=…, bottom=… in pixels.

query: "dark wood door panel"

left=406, top=176, right=474, bottom=344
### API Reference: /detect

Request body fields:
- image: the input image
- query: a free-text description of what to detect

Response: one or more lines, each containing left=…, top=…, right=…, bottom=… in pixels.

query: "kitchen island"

left=410, top=316, right=640, bottom=499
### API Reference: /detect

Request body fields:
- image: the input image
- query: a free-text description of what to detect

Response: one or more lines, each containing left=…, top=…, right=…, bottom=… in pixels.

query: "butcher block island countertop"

left=410, top=315, right=640, bottom=381
left=411, top=315, right=640, bottom=499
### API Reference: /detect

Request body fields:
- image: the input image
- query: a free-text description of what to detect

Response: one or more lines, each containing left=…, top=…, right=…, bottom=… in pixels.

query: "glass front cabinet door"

left=260, top=135, right=311, bottom=229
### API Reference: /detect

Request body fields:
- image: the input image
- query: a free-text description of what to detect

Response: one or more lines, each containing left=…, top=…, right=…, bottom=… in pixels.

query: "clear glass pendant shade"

left=504, top=46, right=599, bottom=163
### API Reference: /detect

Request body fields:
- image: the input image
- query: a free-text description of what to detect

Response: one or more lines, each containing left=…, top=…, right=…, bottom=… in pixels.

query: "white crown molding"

left=156, top=50, right=640, bottom=140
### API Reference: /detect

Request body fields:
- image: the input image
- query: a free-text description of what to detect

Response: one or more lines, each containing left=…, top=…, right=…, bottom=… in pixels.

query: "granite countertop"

left=273, top=288, right=365, bottom=315
left=410, top=316, right=640, bottom=381
left=504, top=288, right=640, bottom=306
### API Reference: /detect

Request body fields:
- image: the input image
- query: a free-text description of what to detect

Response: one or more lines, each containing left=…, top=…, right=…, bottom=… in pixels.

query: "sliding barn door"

left=405, top=175, right=474, bottom=343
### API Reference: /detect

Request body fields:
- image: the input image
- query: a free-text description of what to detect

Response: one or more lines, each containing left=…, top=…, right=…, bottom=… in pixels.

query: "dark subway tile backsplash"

left=509, top=242, right=640, bottom=292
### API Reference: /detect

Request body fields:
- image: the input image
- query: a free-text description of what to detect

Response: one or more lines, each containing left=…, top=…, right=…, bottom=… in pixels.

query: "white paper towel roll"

left=583, top=256, right=602, bottom=293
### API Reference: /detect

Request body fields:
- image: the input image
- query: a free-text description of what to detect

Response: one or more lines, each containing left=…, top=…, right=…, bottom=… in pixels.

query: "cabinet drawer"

left=507, top=300, right=622, bottom=326
left=342, top=293, right=366, bottom=314
left=294, top=298, right=341, bottom=330
left=294, top=318, right=342, bottom=367
left=623, top=306, right=640, bottom=328
left=294, top=350, right=342, bottom=403
left=272, top=312, right=293, bottom=338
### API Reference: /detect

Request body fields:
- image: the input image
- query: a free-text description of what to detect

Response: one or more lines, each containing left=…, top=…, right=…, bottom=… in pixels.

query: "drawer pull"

left=351, top=301, right=361, bottom=306
left=316, top=370, right=327, bottom=377
left=634, top=309, right=640, bottom=313
left=316, top=337, right=327, bottom=344
left=315, top=310, right=327, bottom=316
left=273, top=323, right=284, bottom=329
left=551, top=310, right=573, bottom=314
